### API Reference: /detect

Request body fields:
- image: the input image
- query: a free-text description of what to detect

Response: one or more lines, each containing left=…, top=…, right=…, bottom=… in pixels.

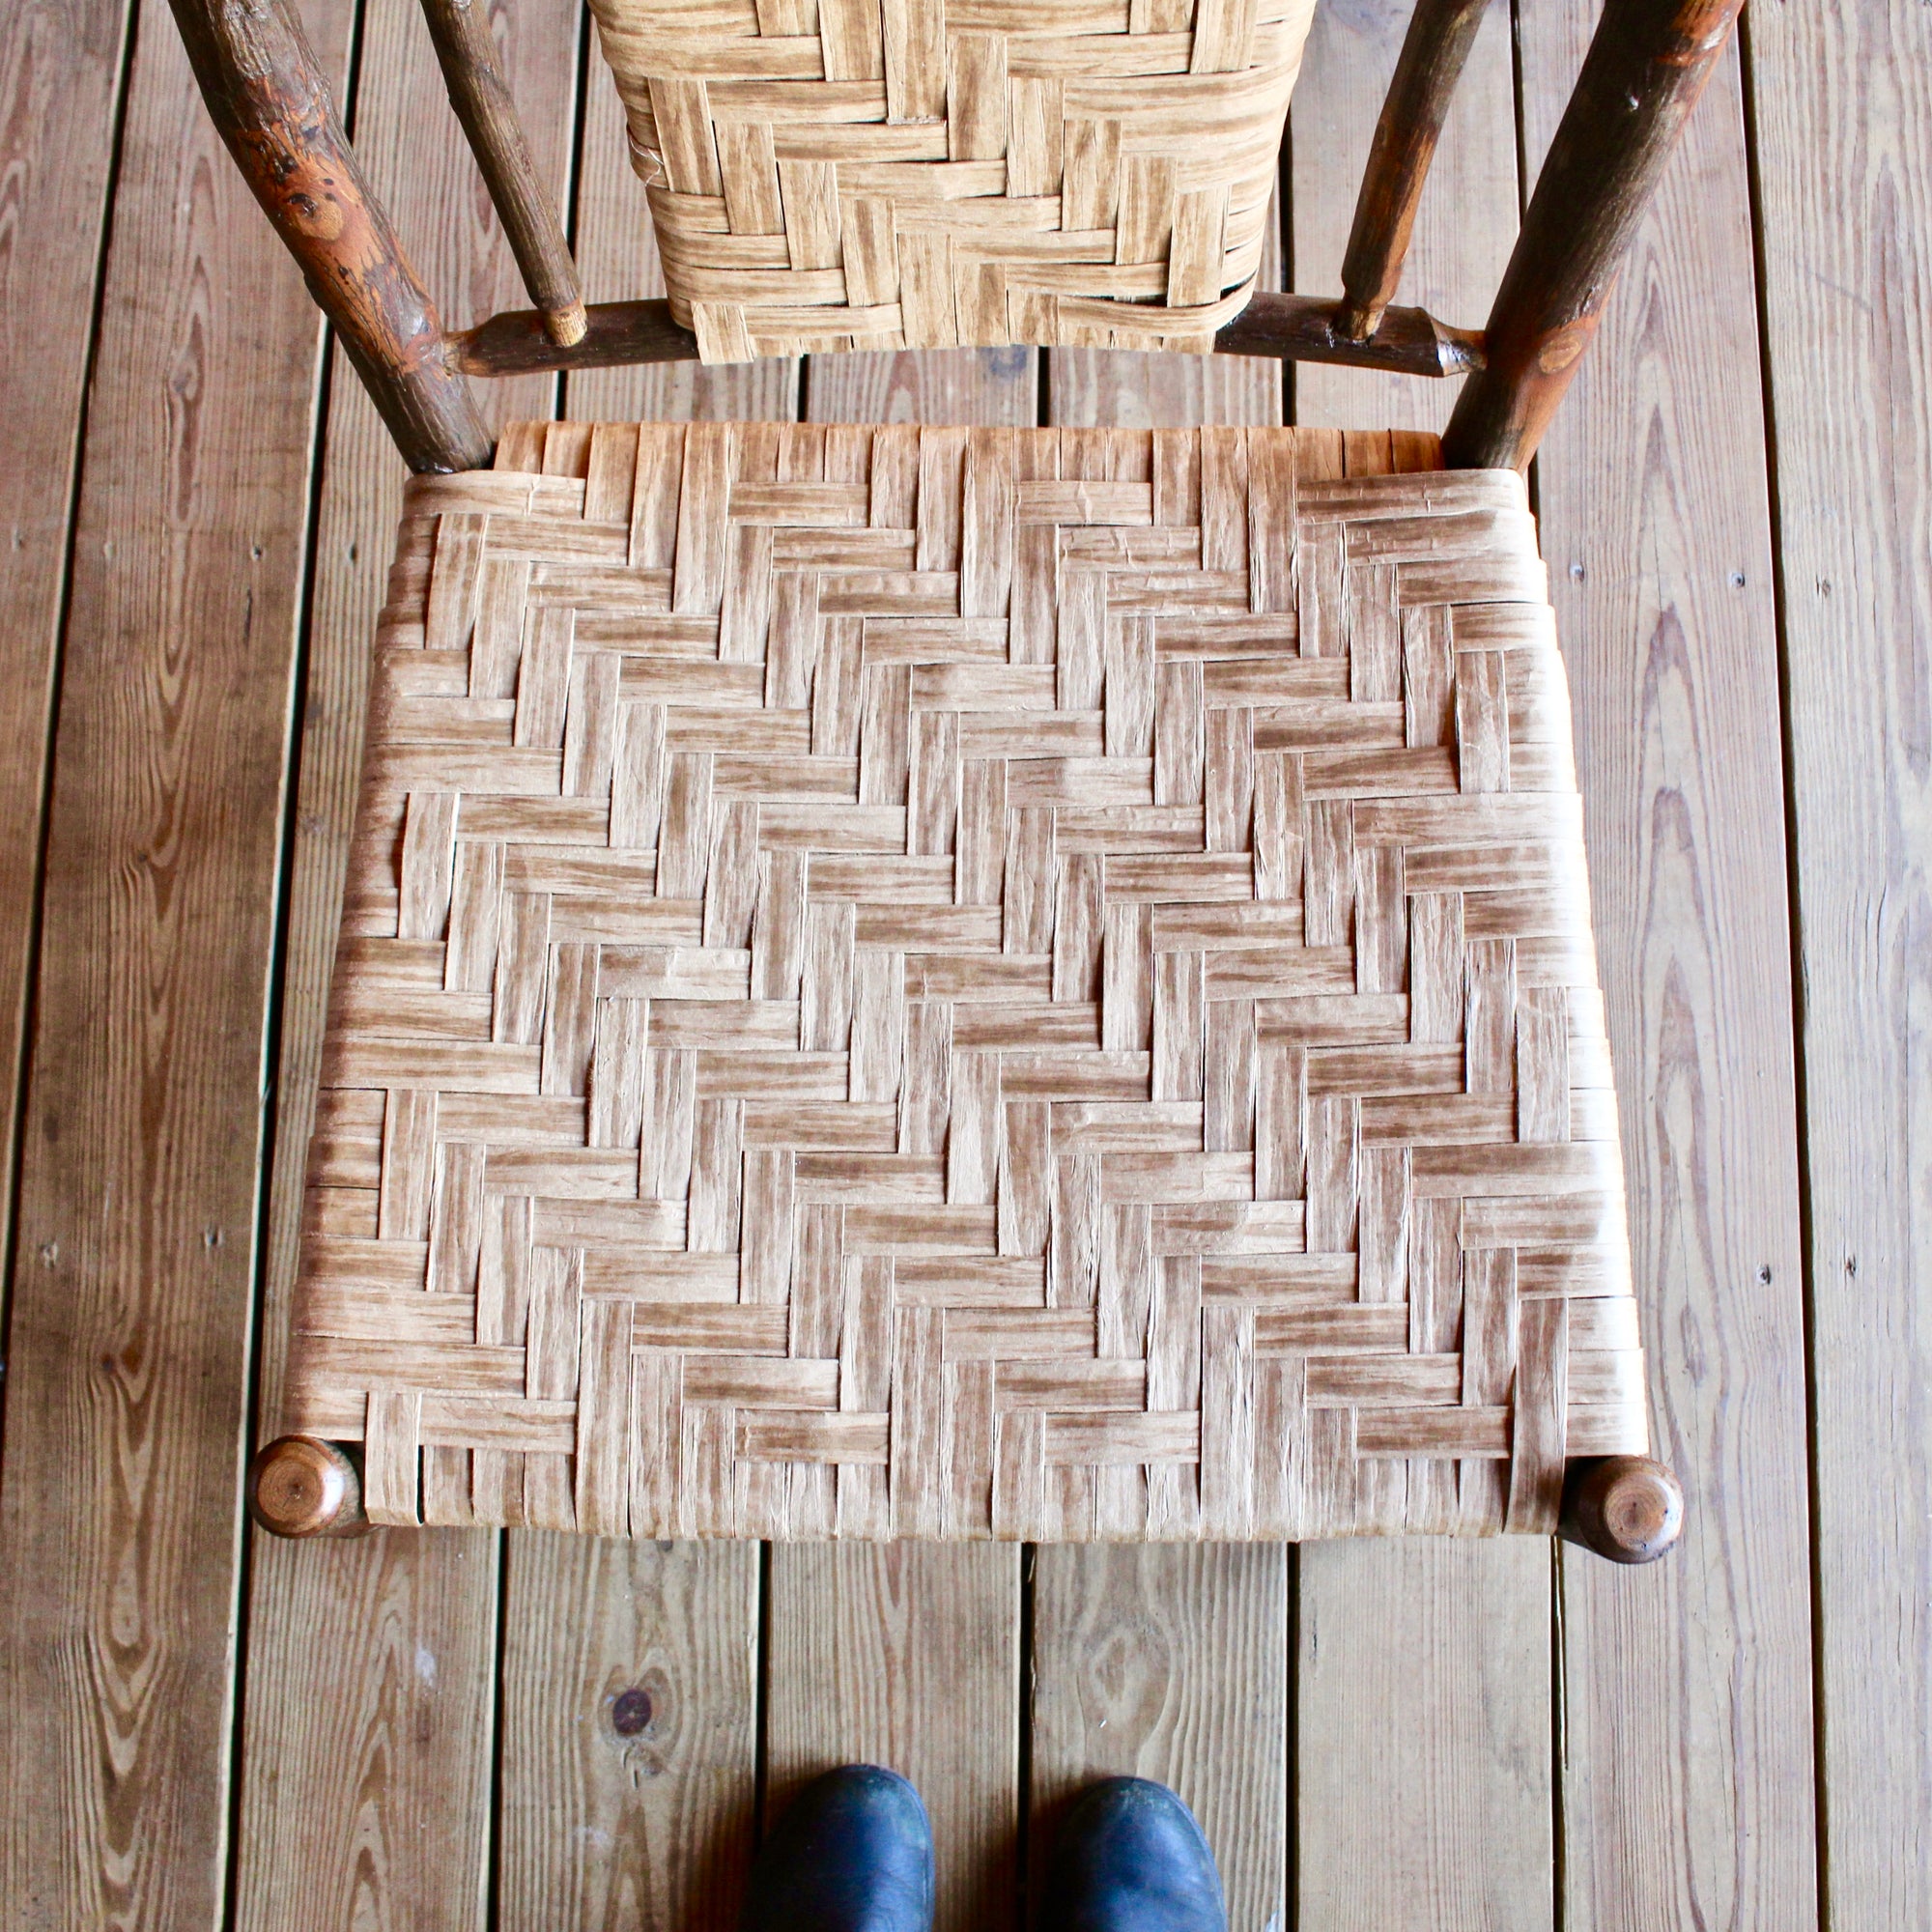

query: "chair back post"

left=1334, top=0, right=1494, bottom=344
left=167, top=0, right=493, bottom=473
left=417, top=0, right=588, bottom=348
left=1440, top=0, right=1746, bottom=472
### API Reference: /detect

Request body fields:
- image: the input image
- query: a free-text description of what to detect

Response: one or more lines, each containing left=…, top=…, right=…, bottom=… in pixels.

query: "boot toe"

left=739, top=1764, right=934, bottom=1932
left=1040, top=1777, right=1227, bottom=1932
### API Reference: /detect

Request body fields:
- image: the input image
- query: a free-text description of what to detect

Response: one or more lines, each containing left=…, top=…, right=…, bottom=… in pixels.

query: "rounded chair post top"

left=248, top=1435, right=367, bottom=1539
left=1560, top=1455, right=1686, bottom=1565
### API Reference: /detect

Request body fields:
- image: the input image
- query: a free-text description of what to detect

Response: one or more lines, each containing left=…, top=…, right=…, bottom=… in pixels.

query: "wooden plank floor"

left=0, top=0, right=1918, bottom=1924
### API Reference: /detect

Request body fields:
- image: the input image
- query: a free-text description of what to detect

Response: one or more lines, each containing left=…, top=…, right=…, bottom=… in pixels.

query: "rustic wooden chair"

left=181, top=0, right=1733, bottom=1563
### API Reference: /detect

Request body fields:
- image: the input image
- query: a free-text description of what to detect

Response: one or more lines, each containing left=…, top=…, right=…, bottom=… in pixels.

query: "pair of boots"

left=742, top=1766, right=1226, bottom=1932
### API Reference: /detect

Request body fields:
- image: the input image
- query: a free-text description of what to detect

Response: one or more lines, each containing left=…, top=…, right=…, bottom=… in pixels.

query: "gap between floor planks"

left=0, top=0, right=346, bottom=1920
left=1288, top=9, right=1560, bottom=1925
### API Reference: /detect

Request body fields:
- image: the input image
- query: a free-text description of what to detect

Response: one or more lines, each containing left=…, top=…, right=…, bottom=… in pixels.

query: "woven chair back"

left=585, top=0, right=1319, bottom=360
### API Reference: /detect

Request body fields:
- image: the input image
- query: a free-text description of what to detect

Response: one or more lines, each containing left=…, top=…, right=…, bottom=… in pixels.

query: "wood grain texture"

left=238, top=1534, right=500, bottom=1930
left=1750, top=0, right=1932, bottom=1920
left=766, top=1543, right=1020, bottom=1932
left=1287, top=13, right=1555, bottom=1928
left=1527, top=12, right=1817, bottom=1929
left=0, top=0, right=345, bottom=1918
left=1031, top=1546, right=1288, bottom=1932
left=809, top=345, right=1039, bottom=427
left=758, top=340, right=1029, bottom=1932
left=237, top=0, right=579, bottom=1924
left=490, top=82, right=780, bottom=1927
left=497, top=1535, right=758, bottom=1932
left=1296, top=1538, right=1552, bottom=1928
left=0, top=0, right=132, bottom=1310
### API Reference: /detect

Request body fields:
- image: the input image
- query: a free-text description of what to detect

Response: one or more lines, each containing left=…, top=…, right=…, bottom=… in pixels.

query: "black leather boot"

left=738, top=1764, right=935, bottom=1932
left=1038, top=1777, right=1228, bottom=1932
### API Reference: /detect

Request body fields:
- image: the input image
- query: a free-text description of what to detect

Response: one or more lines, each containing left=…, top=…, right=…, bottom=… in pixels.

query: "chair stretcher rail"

left=445, top=294, right=1484, bottom=383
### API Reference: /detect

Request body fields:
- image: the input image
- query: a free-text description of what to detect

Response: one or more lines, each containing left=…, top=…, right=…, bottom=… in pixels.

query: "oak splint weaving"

left=583, top=0, right=1316, bottom=358
left=285, top=419, right=1651, bottom=1540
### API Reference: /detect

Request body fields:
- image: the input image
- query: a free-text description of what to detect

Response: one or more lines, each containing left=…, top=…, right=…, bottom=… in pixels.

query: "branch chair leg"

left=1440, top=0, right=1746, bottom=471
left=167, top=0, right=493, bottom=472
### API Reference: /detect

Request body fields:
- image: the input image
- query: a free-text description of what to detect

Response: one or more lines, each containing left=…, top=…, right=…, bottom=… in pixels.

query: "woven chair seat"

left=583, top=0, right=1317, bottom=358
left=284, top=419, right=1651, bottom=1538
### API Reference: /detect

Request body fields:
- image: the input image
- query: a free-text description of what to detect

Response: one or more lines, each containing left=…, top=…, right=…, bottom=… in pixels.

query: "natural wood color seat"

left=280, top=417, right=1649, bottom=1536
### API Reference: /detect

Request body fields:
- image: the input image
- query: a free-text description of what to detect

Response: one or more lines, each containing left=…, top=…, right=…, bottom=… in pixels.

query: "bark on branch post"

left=167, top=0, right=493, bottom=472
left=418, top=0, right=587, bottom=347
left=1334, top=0, right=1494, bottom=343
left=1441, top=0, right=1747, bottom=471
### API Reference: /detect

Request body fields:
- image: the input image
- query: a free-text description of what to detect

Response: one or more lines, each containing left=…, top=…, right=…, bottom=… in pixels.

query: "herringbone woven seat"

left=583, top=0, right=1317, bottom=358
left=284, top=418, right=1650, bottom=1538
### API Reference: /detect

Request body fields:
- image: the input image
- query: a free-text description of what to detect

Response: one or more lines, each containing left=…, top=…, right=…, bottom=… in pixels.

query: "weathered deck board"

left=1285, top=11, right=1558, bottom=1926
left=235, top=0, right=578, bottom=1923
left=808, top=345, right=1037, bottom=426
left=0, top=0, right=133, bottom=1296
left=0, top=0, right=348, bottom=1918
left=1519, top=13, right=1818, bottom=1929
left=1298, top=1539, right=1553, bottom=1928
left=767, top=1545, right=1021, bottom=1932
left=1031, top=1547, right=1289, bottom=1932
left=489, top=71, right=785, bottom=1930
left=498, top=1536, right=758, bottom=1932
left=1748, top=0, right=1932, bottom=1922
left=239, top=1533, right=502, bottom=1932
